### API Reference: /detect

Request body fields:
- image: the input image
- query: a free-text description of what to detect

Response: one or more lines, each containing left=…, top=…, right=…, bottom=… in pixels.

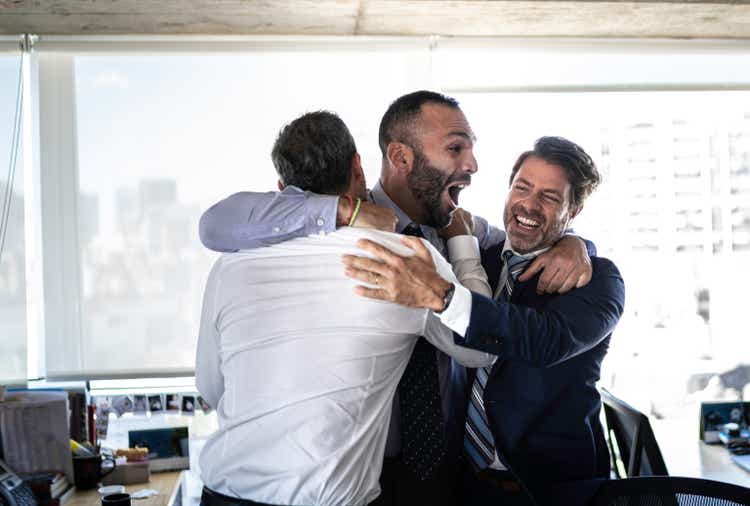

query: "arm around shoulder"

left=198, top=187, right=338, bottom=252
left=456, top=257, right=625, bottom=367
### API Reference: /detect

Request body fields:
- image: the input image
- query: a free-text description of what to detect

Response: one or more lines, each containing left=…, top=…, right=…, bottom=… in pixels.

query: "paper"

left=0, top=390, right=74, bottom=482
left=131, top=488, right=159, bottom=499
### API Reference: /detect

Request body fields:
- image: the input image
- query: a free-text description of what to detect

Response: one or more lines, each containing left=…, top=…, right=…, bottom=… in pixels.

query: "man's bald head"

left=378, top=90, right=460, bottom=161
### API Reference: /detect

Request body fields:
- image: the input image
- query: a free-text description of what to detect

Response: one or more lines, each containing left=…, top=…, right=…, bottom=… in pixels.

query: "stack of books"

left=22, top=471, right=75, bottom=506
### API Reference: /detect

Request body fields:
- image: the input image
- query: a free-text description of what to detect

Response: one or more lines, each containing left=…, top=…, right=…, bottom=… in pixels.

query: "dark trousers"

left=369, top=455, right=460, bottom=506
left=201, top=487, right=281, bottom=506
left=460, top=465, right=535, bottom=506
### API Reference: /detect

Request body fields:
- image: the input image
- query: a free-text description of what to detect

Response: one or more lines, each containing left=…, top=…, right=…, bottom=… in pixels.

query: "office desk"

left=652, top=419, right=750, bottom=487
left=65, top=471, right=182, bottom=506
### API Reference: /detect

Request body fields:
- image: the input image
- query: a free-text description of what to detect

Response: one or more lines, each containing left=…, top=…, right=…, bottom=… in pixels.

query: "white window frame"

left=25, top=35, right=750, bottom=380
left=32, top=35, right=433, bottom=380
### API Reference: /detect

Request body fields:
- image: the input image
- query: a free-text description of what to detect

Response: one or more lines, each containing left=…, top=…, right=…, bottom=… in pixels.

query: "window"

left=453, top=89, right=750, bottom=419
left=20, top=38, right=750, bottom=422
left=41, top=41, right=431, bottom=378
left=0, top=52, right=26, bottom=384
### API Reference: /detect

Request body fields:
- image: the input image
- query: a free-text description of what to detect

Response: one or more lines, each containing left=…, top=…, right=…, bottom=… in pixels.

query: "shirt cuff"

left=436, top=282, right=472, bottom=336
left=446, top=235, right=480, bottom=261
left=305, top=193, right=338, bottom=235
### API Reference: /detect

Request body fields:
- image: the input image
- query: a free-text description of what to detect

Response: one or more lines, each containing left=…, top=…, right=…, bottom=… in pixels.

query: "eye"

left=543, top=193, right=561, bottom=204
left=448, top=145, right=462, bottom=154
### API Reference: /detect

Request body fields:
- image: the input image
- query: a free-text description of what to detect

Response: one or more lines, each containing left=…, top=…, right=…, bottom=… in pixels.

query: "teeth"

left=517, top=215, right=539, bottom=227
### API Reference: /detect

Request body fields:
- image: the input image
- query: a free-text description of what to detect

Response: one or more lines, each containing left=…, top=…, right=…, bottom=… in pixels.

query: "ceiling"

left=1, top=1, right=750, bottom=38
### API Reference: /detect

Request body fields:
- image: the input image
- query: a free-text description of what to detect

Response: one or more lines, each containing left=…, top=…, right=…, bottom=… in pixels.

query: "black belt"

left=474, top=468, right=522, bottom=492
left=201, top=487, right=283, bottom=506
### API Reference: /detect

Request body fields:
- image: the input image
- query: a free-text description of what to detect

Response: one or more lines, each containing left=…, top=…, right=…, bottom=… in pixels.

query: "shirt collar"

left=369, top=181, right=445, bottom=251
left=501, top=240, right=550, bottom=262
left=370, top=181, right=413, bottom=234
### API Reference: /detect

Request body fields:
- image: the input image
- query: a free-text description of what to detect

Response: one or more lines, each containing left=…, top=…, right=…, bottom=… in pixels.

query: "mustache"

left=510, top=204, right=544, bottom=224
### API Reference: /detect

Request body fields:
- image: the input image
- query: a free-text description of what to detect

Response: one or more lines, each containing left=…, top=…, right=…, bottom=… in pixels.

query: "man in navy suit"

left=343, top=136, right=625, bottom=505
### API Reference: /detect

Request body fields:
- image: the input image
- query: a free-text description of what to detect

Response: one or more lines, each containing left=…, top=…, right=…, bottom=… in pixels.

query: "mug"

left=102, top=492, right=131, bottom=506
left=73, top=453, right=116, bottom=490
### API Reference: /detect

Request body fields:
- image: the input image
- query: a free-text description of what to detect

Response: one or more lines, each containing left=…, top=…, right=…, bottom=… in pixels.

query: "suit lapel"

left=480, top=242, right=504, bottom=295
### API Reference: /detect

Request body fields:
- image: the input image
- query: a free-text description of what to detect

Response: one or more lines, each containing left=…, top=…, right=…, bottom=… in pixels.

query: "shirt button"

left=316, top=217, right=325, bottom=227
left=272, top=226, right=281, bottom=233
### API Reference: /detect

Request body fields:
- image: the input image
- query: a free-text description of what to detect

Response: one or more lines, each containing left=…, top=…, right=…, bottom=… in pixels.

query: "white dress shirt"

left=196, top=228, right=492, bottom=506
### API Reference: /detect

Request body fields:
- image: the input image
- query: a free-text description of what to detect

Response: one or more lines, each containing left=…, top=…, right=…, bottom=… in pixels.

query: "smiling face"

left=503, top=155, right=578, bottom=254
left=406, top=103, right=478, bottom=228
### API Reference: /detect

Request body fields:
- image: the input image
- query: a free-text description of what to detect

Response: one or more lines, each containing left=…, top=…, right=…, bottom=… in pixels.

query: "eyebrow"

left=446, top=131, right=477, bottom=143
left=515, top=178, right=563, bottom=198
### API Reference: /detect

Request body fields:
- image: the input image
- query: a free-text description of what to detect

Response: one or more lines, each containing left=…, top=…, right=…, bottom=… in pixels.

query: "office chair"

left=601, top=388, right=669, bottom=478
left=590, top=476, right=750, bottom=506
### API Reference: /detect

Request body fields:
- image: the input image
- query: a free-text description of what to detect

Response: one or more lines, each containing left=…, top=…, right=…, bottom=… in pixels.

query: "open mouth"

left=515, top=214, right=541, bottom=231
left=446, top=183, right=468, bottom=207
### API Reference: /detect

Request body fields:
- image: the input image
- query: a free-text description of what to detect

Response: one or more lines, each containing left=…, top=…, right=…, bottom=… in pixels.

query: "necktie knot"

left=502, top=250, right=531, bottom=282
left=403, top=223, right=424, bottom=238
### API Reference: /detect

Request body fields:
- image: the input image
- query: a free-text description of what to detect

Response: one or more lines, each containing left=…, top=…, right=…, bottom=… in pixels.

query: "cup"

left=102, top=492, right=131, bottom=506
left=98, top=485, right=126, bottom=497
left=73, top=454, right=117, bottom=490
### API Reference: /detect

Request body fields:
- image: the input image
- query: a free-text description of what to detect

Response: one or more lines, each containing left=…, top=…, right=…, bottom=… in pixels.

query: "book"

left=22, top=471, right=70, bottom=500
left=38, top=484, right=75, bottom=506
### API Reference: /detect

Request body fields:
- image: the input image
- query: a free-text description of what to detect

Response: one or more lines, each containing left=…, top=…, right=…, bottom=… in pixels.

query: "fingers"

left=344, top=265, right=382, bottom=286
left=537, top=266, right=563, bottom=294
left=341, top=254, right=389, bottom=277
left=455, top=209, right=474, bottom=231
left=557, top=271, right=580, bottom=294
left=355, top=239, right=406, bottom=268
left=400, top=236, right=432, bottom=262
left=576, top=269, right=592, bottom=288
left=517, top=257, right=544, bottom=282
left=353, top=285, right=391, bottom=302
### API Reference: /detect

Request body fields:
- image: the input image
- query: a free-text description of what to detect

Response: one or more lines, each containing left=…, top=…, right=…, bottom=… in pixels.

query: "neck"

left=380, top=173, right=424, bottom=224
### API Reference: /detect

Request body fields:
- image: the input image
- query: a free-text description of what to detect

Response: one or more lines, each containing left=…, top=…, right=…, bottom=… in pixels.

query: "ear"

left=386, top=142, right=414, bottom=175
left=351, top=153, right=365, bottom=183
left=277, top=180, right=285, bottom=191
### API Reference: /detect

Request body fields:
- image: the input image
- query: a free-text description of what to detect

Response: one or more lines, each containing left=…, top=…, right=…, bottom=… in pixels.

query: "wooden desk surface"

left=652, top=419, right=750, bottom=488
left=66, top=471, right=182, bottom=506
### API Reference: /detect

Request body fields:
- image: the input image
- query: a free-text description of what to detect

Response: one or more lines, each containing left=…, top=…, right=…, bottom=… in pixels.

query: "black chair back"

left=591, top=476, right=750, bottom=506
left=601, top=388, right=668, bottom=478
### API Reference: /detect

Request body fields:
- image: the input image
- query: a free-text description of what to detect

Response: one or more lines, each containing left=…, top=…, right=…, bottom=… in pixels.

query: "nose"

left=518, top=193, right=543, bottom=213
left=463, top=152, right=478, bottom=174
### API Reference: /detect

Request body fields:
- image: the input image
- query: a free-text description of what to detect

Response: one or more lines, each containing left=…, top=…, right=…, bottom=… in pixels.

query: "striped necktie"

left=463, top=249, right=531, bottom=470
left=398, top=222, right=446, bottom=479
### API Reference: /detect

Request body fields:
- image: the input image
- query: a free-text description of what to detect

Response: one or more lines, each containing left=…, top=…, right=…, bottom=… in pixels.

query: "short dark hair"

left=509, top=136, right=601, bottom=211
left=378, top=90, right=460, bottom=156
left=271, top=111, right=357, bottom=195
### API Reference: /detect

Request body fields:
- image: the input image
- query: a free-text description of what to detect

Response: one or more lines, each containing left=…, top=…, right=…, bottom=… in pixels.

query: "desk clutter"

left=0, top=387, right=203, bottom=506
left=699, top=401, right=750, bottom=474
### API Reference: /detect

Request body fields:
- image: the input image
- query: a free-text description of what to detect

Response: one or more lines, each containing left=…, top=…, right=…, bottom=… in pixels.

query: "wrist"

left=432, top=279, right=455, bottom=313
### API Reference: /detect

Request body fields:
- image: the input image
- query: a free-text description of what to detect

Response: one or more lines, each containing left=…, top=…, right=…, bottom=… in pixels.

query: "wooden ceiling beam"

left=1, top=1, right=750, bottom=38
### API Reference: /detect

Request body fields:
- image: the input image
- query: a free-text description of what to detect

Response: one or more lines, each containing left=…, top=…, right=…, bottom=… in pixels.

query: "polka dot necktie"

left=463, top=250, right=530, bottom=470
left=398, top=223, right=446, bottom=480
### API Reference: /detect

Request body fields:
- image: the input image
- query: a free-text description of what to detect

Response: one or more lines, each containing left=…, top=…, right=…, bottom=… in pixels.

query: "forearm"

left=446, top=235, right=492, bottom=297
left=198, top=187, right=337, bottom=252
left=456, top=274, right=624, bottom=367
left=424, top=313, right=494, bottom=368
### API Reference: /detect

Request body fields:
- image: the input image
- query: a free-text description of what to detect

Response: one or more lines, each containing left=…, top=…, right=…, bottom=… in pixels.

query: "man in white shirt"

left=195, top=111, right=492, bottom=506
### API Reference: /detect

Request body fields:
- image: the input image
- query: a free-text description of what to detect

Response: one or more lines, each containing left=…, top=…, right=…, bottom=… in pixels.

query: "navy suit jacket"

left=450, top=242, right=625, bottom=492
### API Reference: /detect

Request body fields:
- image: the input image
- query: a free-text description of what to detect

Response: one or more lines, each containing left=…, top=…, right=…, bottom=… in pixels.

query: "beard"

left=503, top=201, right=568, bottom=253
left=406, top=150, right=455, bottom=228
